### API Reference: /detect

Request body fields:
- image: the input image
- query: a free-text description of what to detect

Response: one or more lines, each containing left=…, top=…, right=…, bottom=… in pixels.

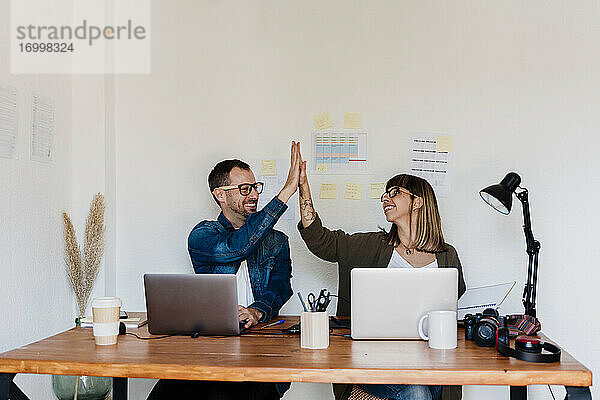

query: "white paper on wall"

left=0, top=83, right=18, bottom=159
left=312, top=130, right=369, bottom=174
left=30, top=93, right=55, bottom=163
left=407, top=134, right=452, bottom=197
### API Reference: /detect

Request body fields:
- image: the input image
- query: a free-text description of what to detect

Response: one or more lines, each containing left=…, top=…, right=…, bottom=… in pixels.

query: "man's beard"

left=226, top=194, right=257, bottom=219
left=236, top=206, right=253, bottom=219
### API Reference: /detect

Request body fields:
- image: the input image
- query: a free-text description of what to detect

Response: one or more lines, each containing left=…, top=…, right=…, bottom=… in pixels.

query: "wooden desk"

left=0, top=318, right=592, bottom=400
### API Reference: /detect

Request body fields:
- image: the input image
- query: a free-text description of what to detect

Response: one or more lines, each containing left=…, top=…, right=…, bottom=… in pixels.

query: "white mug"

left=418, top=310, right=457, bottom=349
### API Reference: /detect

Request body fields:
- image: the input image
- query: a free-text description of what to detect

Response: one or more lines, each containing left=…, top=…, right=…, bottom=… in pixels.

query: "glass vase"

left=51, top=375, right=112, bottom=400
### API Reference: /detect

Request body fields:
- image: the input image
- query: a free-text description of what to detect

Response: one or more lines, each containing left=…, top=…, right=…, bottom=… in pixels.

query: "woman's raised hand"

left=297, top=143, right=317, bottom=227
left=298, top=143, right=308, bottom=188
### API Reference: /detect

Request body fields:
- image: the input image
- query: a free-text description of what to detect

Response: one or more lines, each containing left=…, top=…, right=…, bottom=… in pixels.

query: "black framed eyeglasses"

left=380, top=186, right=415, bottom=202
left=217, top=182, right=264, bottom=196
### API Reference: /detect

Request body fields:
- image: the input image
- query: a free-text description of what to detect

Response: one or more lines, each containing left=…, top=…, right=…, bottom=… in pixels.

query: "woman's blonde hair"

left=383, top=174, right=446, bottom=253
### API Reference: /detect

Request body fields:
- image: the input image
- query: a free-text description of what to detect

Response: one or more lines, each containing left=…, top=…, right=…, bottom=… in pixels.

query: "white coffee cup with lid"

left=92, top=297, right=122, bottom=345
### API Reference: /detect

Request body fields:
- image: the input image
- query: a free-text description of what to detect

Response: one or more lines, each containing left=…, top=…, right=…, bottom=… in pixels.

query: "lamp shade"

left=479, top=172, right=521, bottom=215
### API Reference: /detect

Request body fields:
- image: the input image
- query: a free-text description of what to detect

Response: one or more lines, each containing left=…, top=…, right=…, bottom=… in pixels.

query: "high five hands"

left=277, top=141, right=304, bottom=203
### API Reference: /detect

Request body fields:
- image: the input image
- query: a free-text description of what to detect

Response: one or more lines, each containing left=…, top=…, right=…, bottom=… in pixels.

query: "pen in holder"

left=300, top=311, right=329, bottom=349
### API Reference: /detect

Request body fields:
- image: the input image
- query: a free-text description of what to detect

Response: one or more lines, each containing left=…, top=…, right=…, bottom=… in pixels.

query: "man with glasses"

left=147, top=143, right=301, bottom=400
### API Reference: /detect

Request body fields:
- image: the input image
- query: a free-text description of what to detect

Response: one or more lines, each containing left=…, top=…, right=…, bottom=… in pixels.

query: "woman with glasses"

left=296, top=160, right=466, bottom=400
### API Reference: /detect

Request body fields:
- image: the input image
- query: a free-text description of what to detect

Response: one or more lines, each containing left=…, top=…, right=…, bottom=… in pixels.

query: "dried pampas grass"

left=63, top=193, right=105, bottom=317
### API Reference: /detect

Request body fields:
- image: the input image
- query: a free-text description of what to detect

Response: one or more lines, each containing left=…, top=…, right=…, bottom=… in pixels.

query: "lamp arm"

left=516, top=189, right=536, bottom=251
left=516, top=188, right=541, bottom=317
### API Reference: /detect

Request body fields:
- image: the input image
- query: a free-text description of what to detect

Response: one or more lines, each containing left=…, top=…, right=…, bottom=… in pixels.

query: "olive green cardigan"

left=297, top=214, right=467, bottom=400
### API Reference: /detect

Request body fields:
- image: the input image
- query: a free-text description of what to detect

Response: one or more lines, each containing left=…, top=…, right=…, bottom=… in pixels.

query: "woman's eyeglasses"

left=217, top=182, right=264, bottom=196
left=380, top=186, right=415, bottom=202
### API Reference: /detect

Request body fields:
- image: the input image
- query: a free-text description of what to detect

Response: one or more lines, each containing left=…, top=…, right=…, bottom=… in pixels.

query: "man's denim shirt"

left=187, top=197, right=293, bottom=323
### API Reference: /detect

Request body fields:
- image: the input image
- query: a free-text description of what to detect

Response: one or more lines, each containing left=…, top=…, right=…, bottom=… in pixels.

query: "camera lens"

left=479, top=324, right=494, bottom=339
left=473, top=317, right=499, bottom=347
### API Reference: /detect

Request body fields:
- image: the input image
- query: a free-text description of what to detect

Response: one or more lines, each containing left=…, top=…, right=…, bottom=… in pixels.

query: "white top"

left=387, top=249, right=438, bottom=269
left=236, top=260, right=254, bottom=307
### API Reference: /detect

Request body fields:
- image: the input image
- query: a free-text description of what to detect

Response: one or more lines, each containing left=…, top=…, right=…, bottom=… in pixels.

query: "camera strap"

left=505, top=314, right=541, bottom=337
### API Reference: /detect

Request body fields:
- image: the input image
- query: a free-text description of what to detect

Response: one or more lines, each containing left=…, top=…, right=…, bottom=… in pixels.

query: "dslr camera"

left=464, top=308, right=506, bottom=347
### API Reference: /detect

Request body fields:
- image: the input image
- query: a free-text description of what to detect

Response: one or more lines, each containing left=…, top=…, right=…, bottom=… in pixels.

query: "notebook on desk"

left=350, top=268, right=458, bottom=339
left=457, top=281, right=516, bottom=319
left=144, top=273, right=242, bottom=336
left=79, top=311, right=147, bottom=329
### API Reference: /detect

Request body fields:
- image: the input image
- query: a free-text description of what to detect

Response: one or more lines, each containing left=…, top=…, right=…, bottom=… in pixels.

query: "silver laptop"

left=351, top=268, right=458, bottom=339
left=144, top=273, right=241, bottom=336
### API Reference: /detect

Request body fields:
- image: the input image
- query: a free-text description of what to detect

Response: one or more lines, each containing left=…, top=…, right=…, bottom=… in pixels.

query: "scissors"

left=307, top=289, right=331, bottom=312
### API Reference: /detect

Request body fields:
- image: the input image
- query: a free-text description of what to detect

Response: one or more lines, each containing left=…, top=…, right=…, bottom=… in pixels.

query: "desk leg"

left=113, top=377, right=127, bottom=400
left=565, top=386, right=591, bottom=400
left=0, top=374, right=14, bottom=400
left=510, top=386, right=527, bottom=400
left=0, top=374, right=30, bottom=400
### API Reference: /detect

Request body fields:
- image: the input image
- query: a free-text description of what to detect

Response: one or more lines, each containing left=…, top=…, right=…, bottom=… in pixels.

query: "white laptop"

left=351, top=268, right=458, bottom=340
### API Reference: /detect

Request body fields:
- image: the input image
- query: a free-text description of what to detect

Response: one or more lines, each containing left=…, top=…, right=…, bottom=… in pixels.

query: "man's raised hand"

left=277, top=141, right=301, bottom=203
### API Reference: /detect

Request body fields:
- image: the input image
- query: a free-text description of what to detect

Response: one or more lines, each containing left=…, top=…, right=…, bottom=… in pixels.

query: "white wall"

left=112, top=2, right=600, bottom=399
left=3, top=1, right=599, bottom=399
left=70, top=74, right=110, bottom=307
left=0, top=1, right=74, bottom=398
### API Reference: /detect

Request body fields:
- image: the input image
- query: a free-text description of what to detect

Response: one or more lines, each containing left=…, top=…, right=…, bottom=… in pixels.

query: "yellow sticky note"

left=313, top=112, right=333, bottom=130
left=344, top=113, right=361, bottom=129
left=260, top=160, right=277, bottom=176
left=320, top=183, right=337, bottom=199
left=436, top=135, right=453, bottom=152
left=316, top=164, right=328, bottom=173
left=370, top=183, right=386, bottom=199
left=344, top=183, right=362, bottom=200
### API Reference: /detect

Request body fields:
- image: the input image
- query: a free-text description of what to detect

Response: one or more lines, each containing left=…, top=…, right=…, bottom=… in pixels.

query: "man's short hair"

left=208, top=159, right=251, bottom=205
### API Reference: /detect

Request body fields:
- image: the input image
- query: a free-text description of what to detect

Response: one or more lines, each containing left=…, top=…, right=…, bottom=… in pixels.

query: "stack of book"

left=78, top=311, right=148, bottom=329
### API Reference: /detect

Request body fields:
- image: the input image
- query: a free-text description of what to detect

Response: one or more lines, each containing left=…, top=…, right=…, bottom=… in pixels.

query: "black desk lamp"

left=480, top=172, right=540, bottom=317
